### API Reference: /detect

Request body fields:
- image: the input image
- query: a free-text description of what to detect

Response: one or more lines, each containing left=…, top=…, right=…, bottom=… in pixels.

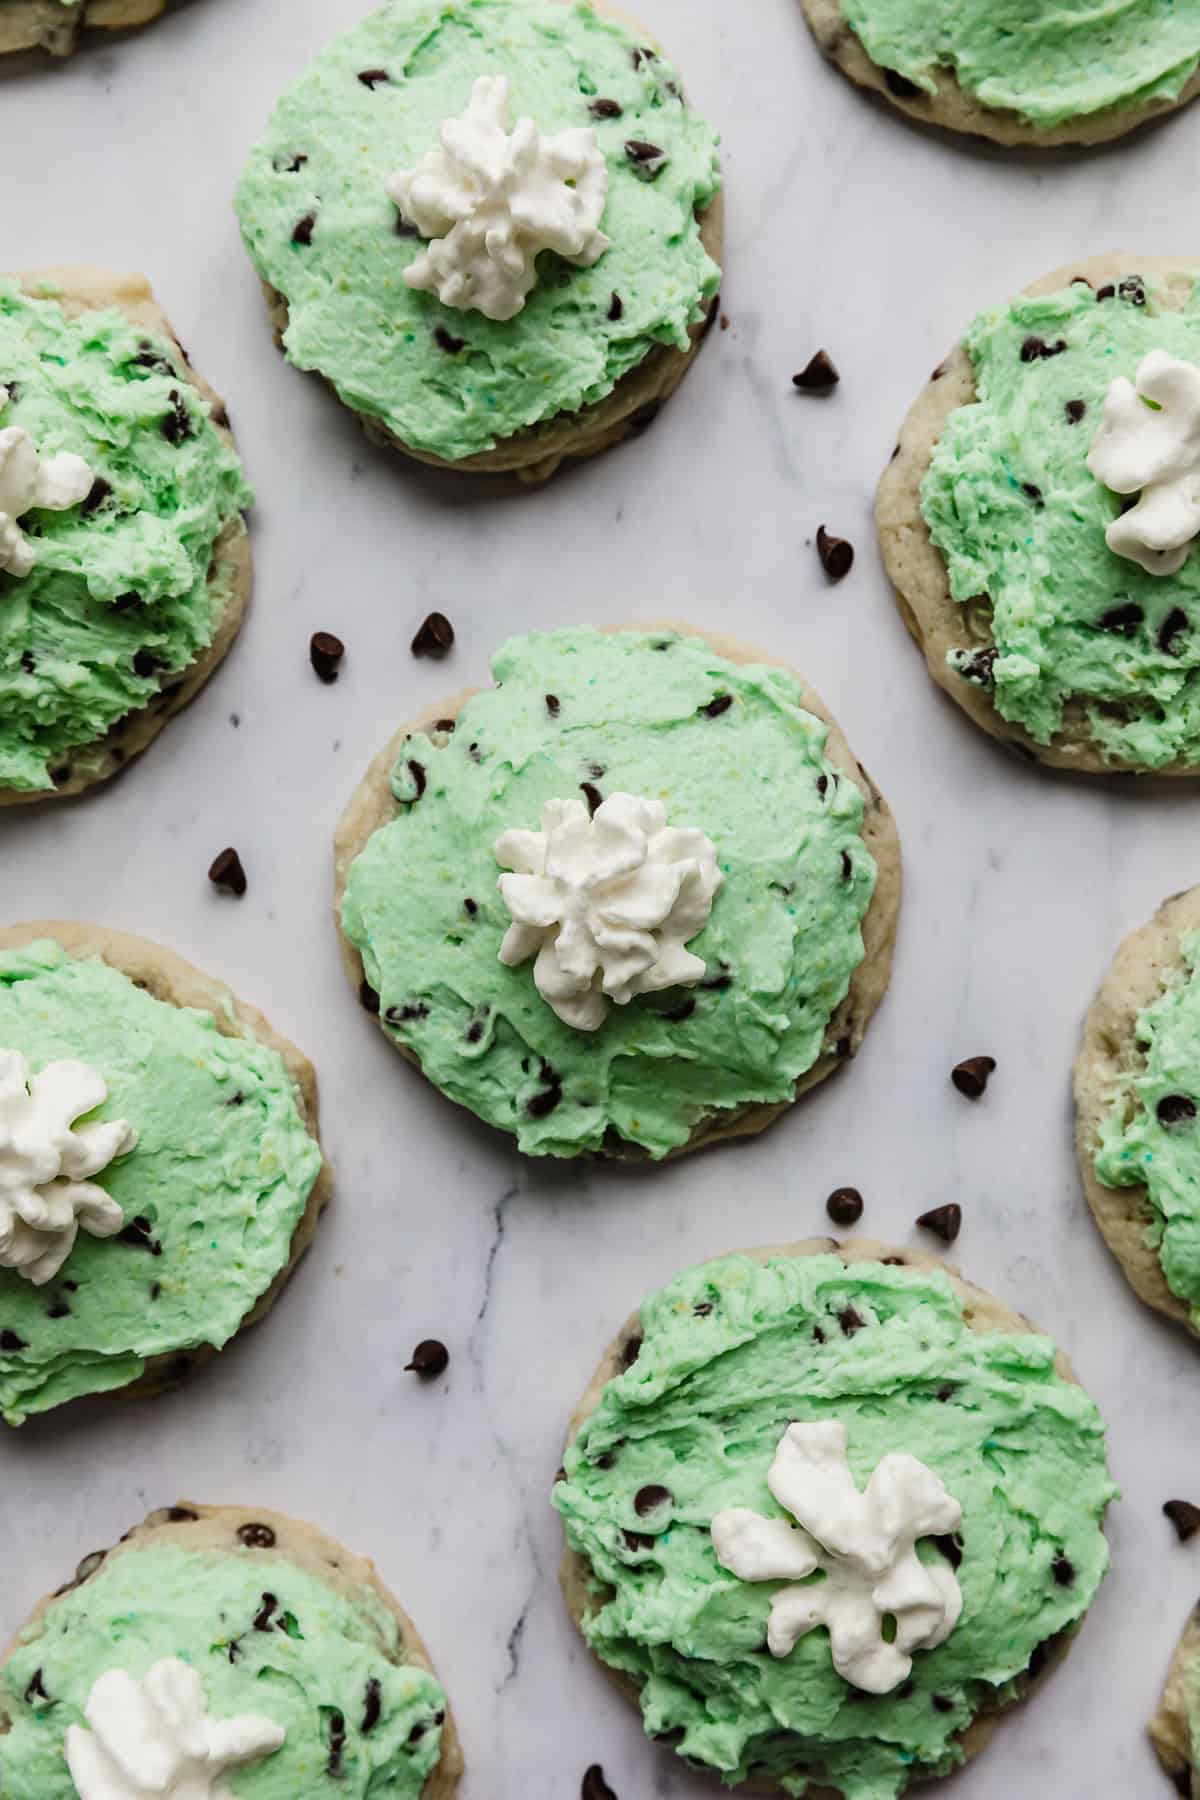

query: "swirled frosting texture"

left=1095, top=929, right=1200, bottom=1322
left=340, top=628, right=877, bottom=1159
left=0, top=283, right=251, bottom=795
left=921, top=273, right=1200, bottom=767
left=0, top=941, right=322, bottom=1425
left=234, top=0, right=721, bottom=461
left=842, top=0, right=1200, bottom=126
left=554, top=1252, right=1114, bottom=1797
left=0, top=1544, right=446, bottom=1799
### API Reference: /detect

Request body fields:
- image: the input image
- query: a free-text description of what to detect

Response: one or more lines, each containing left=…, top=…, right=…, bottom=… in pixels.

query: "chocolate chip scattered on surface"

left=826, top=1186, right=864, bottom=1227
left=816, top=526, right=854, bottom=580
left=208, top=847, right=247, bottom=897
left=405, top=1338, right=449, bottom=1379
left=951, top=1056, right=995, bottom=1099
left=793, top=350, right=840, bottom=392
left=411, top=611, right=455, bottom=658
left=916, top=1203, right=962, bottom=1244
left=582, top=1767, right=617, bottom=1800
left=1164, top=1499, right=1200, bottom=1542
left=309, top=631, right=345, bottom=683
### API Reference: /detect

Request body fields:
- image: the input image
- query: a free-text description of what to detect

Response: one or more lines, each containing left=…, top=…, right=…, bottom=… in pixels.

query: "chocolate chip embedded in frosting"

left=292, top=214, right=316, bottom=245
left=309, top=631, right=345, bottom=682
left=634, top=1484, right=672, bottom=1517
left=1097, top=602, right=1144, bottom=635
left=956, top=646, right=997, bottom=688
left=1051, top=1553, right=1075, bottom=1586
left=357, top=66, right=390, bottom=86
left=933, top=1532, right=963, bottom=1570
left=23, top=1669, right=49, bottom=1706
left=590, top=97, right=623, bottom=118
left=1164, top=1499, right=1200, bottom=1542
left=434, top=325, right=466, bottom=354
left=580, top=781, right=603, bottom=816
left=793, top=350, right=840, bottom=392
left=237, top=1522, right=277, bottom=1549
left=620, top=1334, right=643, bottom=1368
left=326, top=1709, right=347, bottom=1777
left=582, top=1766, right=618, bottom=1800
left=406, top=1338, right=449, bottom=1378
left=411, top=611, right=455, bottom=657
left=951, top=1056, right=995, bottom=1099
left=1119, top=275, right=1147, bottom=307
left=916, top=1203, right=962, bottom=1244
left=208, top=847, right=247, bottom=897
left=407, top=759, right=427, bottom=800
left=624, top=139, right=667, bottom=178
left=1157, top=1094, right=1197, bottom=1128
left=118, top=1216, right=162, bottom=1255
left=527, top=1062, right=563, bottom=1117
left=607, top=291, right=624, bottom=322
left=362, top=1677, right=383, bottom=1733
left=1064, top=400, right=1087, bottom=425
left=1096, top=284, right=1116, bottom=302
left=545, top=693, right=561, bottom=716
left=699, top=694, right=732, bottom=718
left=816, top=525, right=854, bottom=580
left=81, top=476, right=112, bottom=515
left=1020, top=336, right=1067, bottom=363
left=359, top=979, right=381, bottom=1014
left=838, top=1307, right=865, bottom=1338
left=826, top=1187, right=864, bottom=1227
left=1160, top=608, right=1190, bottom=655
left=0, top=1329, right=27, bottom=1351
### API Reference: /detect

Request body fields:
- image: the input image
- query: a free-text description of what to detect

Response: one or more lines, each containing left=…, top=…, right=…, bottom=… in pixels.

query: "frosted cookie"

left=1150, top=1600, right=1200, bottom=1794
left=234, top=0, right=722, bottom=484
left=0, top=1501, right=462, bottom=1798
left=879, top=254, right=1200, bottom=775
left=0, top=0, right=165, bottom=56
left=1075, top=884, right=1200, bottom=1340
left=801, top=0, right=1200, bottom=147
left=554, top=1237, right=1114, bottom=1796
left=0, top=269, right=251, bottom=803
left=0, top=924, right=330, bottom=1425
left=334, top=624, right=901, bottom=1161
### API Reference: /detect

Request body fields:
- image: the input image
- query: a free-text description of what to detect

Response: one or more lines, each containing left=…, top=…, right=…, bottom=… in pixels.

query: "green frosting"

left=921, top=273, right=1200, bottom=767
left=340, top=628, right=877, bottom=1159
left=0, top=1541, right=446, bottom=1797
left=0, top=941, right=322, bottom=1425
left=842, top=0, right=1200, bottom=126
left=554, top=1252, right=1114, bottom=1799
left=1095, top=929, right=1200, bottom=1322
left=233, top=0, right=721, bottom=462
left=0, top=282, right=251, bottom=795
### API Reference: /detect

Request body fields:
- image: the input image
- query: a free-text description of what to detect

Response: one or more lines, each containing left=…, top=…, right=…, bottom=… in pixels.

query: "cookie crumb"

left=816, top=526, right=854, bottom=581
left=826, top=1187, right=864, bottom=1227
left=1164, top=1499, right=1200, bottom=1543
left=951, top=1056, right=995, bottom=1099
left=916, top=1203, right=962, bottom=1244
left=411, top=612, right=455, bottom=658
left=309, top=631, right=345, bottom=683
left=405, top=1339, right=449, bottom=1379
left=208, top=848, right=247, bottom=897
left=793, top=350, right=840, bottom=393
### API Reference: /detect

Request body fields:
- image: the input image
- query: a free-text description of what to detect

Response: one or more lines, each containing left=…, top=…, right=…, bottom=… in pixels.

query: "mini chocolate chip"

left=1119, top=275, right=1146, bottom=306
left=817, top=775, right=829, bottom=798
left=631, top=45, right=656, bottom=66
left=590, top=97, right=623, bottom=118
left=160, top=390, right=192, bottom=444
left=1020, top=336, right=1067, bottom=362
left=114, top=591, right=142, bottom=612
left=838, top=1307, right=865, bottom=1337
left=1096, top=284, right=1116, bottom=302
left=826, top=1187, right=864, bottom=1227
left=362, top=1677, right=383, bottom=1733
left=663, top=998, right=695, bottom=1023
left=253, top=1593, right=279, bottom=1632
left=702, top=965, right=732, bottom=991
left=1052, top=1554, right=1075, bottom=1586
left=411, top=611, right=455, bottom=657
left=327, top=1709, right=347, bottom=1777
left=292, top=213, right=316, bottom=245
left=407, top=759, right=427, bottom=799
left=24, top=1669, right=49, bottom=1706
left=621, top=1334, right=643, bottom=1368
left=359, top=980, right=381, bottom=1014
left=1160, top=608, right=1190, bottom=655
left=0, top=1329, right=26, bottom=1351
left=580, top=781, right=603, bottom=815
left=545, top=692, right=561, bottom=716
left=46, top=1293, right=72, bottom=1319
left=951, top=1056, right=995, bottom=1099
left=406, top=1338, right=450, bottom=1378
left=385, top=1002, right=430, bottom=1025
left=150, top=1282, right=162, bottom=1301
left=1158, top=1094, right=1197, bottom=1128
left=813, top=1324, right=827, bottom=1344
left=1022, top=482, right=1044, bottom=506
left=883, top=67, right=921, bottom=97
left=932, top=1695, right=955, bottom=1713
left=816, top=525, right=854, bottom=580
left=916, top=1203, right=962, bottom=1244
left=1165, top=1500, right=1200, bottom=1542
left=936, top=1383, right=956, bottom=1402
left=957, top=646, right=997, bottom=687
left=634, top=1484, right=672, bottom=1517
left=1064, top=399, right=1087, bottom=424
left=434, top=717, right=456, bottom=733
left=582, top=1767, right=618, bottom=1800
left=933, top=1533, right=963, bottom=1570
left=793, top=349, right=840, bottom=392
left=464, top=897, right=478, bottom=916
left=622, top=1530, right=654, bottom=1552
left=133, top=648, right=163, bottom=677
left=407, top=1721, right=429, bottom=1744
left=588, top=762, right=606, bottom=780
left=624, top=139, right=666, bottom=177
left=693, top=1301, right=714, bottom=1316
left=118, top=1216, right=162, bottom=1255
left=434, top=325, right=466, bottom=353
left=358, top=66, right=389, bottom=86
left=468, top=741, right=482, bottom=762
left=276, top=151, right=308, bottom=172
left=607, top=291, right=624, bottom=322
left=310, top=630, right=345, bottom=682
left=20, top=650, right=35, bottom=673
left=700, top=694, right=733, bottom=718
left=528, top=1063, right=563, bottom=1116
left=841, top=850, right=853, bottom=880
left=208, top=847, right=247, bottom=897
left=1097, top=602, right=1144, bottom=635
left=82, top=475, right=112, bottom=514
left=237, top=1522, right=276, bottom=1549
left=466, top=1017, right=485, bottom=1044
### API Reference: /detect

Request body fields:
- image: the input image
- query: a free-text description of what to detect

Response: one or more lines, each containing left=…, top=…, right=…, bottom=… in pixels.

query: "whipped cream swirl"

left=1088, top=350, right=1200, bottom=575
left=0, top=386, right=93, bottom=579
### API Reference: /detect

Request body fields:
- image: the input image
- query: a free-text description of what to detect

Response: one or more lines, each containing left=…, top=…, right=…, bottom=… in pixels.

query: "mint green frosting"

left=554, top=1252, right=1114, bottom=1799
left=1095, top=928, right=1200, bottom=1322
left=842, top=0, right=1200, bottom=126
left=921, top=274, right=1200, bottom=768
left=234, top=0, right=721, bottom=462
left=0, top=282, right=251, bottom=795
left=0, top=1540, right=446, bottom=1797
left=0, top=941, right=322, bottom=1425
left=340, top=628, right=877, bottom=1159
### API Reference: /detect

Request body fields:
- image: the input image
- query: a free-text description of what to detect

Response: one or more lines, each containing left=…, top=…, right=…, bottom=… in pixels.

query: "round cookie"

left=555, top=1237, right=1115, bottom=1798
left=234, top=0, right=722, bottom=484
left=879, top=253, right=1200, bottom=776
left=0, top=1501, right=462, bottom=1798
left=0, top=268, right=252, bottom=803
left=334, top=623, right=901, bottom=1162
left=801, top=0, right=1200, bottom=147
left=0, top=0, right=165, bottom=56
left=1150, top=1600, right=1200, bottom=1795
left=1075, top=884, right=1200, bottom=1340
left=0, top=923, right=331, bottom=1424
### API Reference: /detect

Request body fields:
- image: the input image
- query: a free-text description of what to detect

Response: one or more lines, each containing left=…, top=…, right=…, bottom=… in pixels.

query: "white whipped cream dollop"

left=65, top=1658, right=285, bottom=1800
left=385, top=74, right=610, bottom=321
left=0, top=1050, right=135, bottom=1286
left=711, top=1420, right=963, bottom=1694
left=495, top=793, right=723, bottom=1032
left=1087, top=350, right=1200, bottom=576
left=0, top=385, right=93, bottom=579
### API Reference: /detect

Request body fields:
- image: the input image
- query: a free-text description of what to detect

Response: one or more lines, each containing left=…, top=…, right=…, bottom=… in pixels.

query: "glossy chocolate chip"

left=582, top=1767, right=618, bottom=1800
left=933, top=1533, right=963, bottom=1570
left=434, top=325, right=466, bottom=354
left=359, top=980, right=381, bottom=1014
left=545, top=693, right=561, bottom=716
left=362, top=1677, right=383, bottom=1733
left=700, top=694, right=733, bottom=718
left=580, top=781, right=603, bottom=816
left=1052, top=1554, right=1075, bottom=1586
left=237, top=1522, right=277, bottom=1549
left=816, top=525, right=854, bottom=580
left=1064, top=399, right=1087, bottom=424
left=826, top=1187, right=864, bottom=1227
left=406, top=1339, right=450, bottom=1378
left=1022, top=482, right=1044, bottom=507
left=590, top=97, right=623, bottom=118
left=693, top=1301, right=714, bottom=1316
left=1096, top=284, right=1116, bottom=302
left=607, top=291, right=624, bottom=322
left=411, top=611, right=455, bottom=657
left=118, top=1216, right=162, bottom=1255
left=327, top=1709, right=347, bottom=1777
left=208, top=847, right=247, bottom=897
left=253, top=1593, right=280, bottom=1632
left=310, top=631, right=344, bottom=682
left=527, top=1064, right=563, bottom=1116
left=916, top=1203, right=962, bottom=1244
left=793, top=349, right=840, bottom=392
left=624, top=139, right=667, bottom=177
left=1097, top=602, right=1144, bottom=635
left=292, top=214, right=316, bottom=245
left=1164, top=1500, right=1200, bottom=1542
left=358, top=66, right=389, bottom=86
left=620, top=1334, right=643, bottom=1368
left=1020, top=336, right=1067, bottom=362
left=634, top=1484, right=672, bottom=1517
left=1158, top=1094, right=1197, bottom=1128
left=951, top=1056, right=995, bottom=1099
left=407, top=759, right=427, bottom=799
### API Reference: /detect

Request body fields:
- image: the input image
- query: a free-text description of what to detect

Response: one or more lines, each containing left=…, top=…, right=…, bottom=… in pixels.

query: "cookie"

left=0, top=1501, right=462, bottom=1798
left=0, top=923, right=331, bottom=1424
left=555, top=1237, right=1114, bottom=1797
left=878, top=254, right=1200, bottom=775
left=1150, top=1599, right=1200, bottom=1795
left=0, top=0, right=165, bottom=56
left=0, top=268, right=251, bottom=803
left=334, top=623, right=901, bottom=1161
left=801, top=0, right=1200, bottom=147
left=1074, top=884, right=1200, bottom=1339
left=234, top=0, right=722, bottom=484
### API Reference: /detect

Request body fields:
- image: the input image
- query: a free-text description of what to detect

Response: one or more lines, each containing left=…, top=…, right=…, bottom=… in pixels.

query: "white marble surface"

left=3, top=2, right=1200, bottom=1794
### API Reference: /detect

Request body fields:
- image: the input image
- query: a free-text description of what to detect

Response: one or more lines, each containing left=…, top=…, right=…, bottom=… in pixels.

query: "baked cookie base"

left=1074, top=884, right=1200, bottom=1339
left=800, top=0, right=1200, bottom=147
left=558, top=1235, right=1083, bottom=1797
left=876, top=252, right=1200, bottom=778
left=0, top=0, right=166, bottom=57
left=0, top=922, right=332, bottom=1413
left=1, top=266, right=251, bottom=806
left=1151, top=1602, right=1200, bottom=1796
left=0, top=1501, right=463, bottom=1799
left=332, top=621, right=902, bottom=1163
